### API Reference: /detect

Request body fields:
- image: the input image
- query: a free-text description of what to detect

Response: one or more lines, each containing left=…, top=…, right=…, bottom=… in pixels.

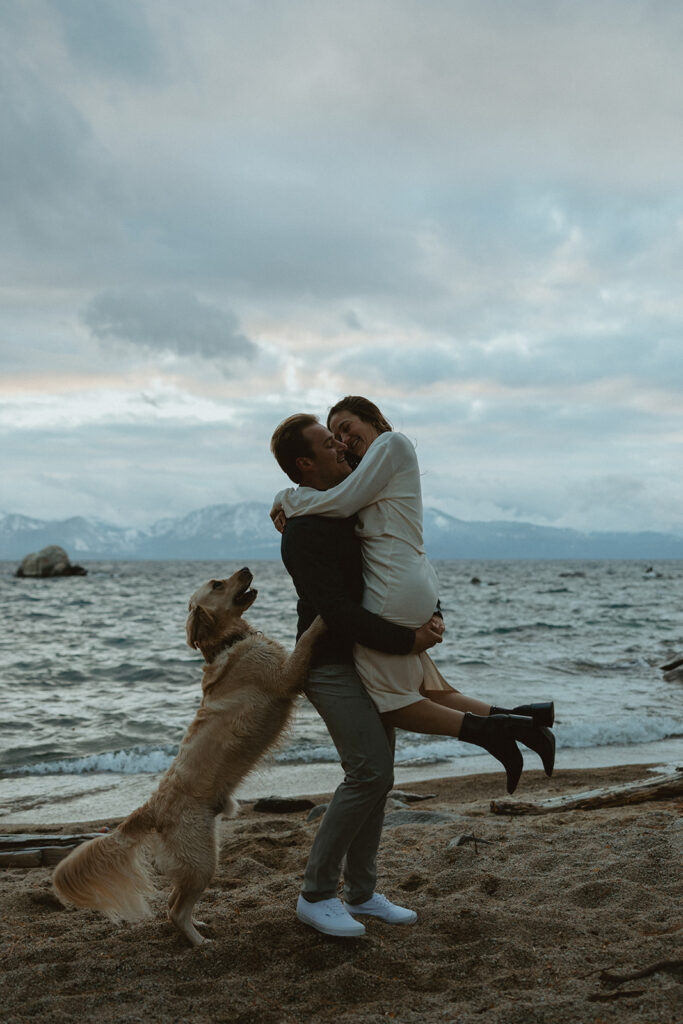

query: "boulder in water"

left=15, top=545, right=87, bottom=578
left=661, top=654, right=683, bottom=683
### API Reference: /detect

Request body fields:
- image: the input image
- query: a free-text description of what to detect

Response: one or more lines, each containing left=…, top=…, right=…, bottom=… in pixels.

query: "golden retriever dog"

left=53, top=567, right=324, bottom=947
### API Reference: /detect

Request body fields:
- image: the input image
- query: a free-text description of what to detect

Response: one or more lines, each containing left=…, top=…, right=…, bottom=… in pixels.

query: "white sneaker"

left=296, top=895, right=366, bottom=937
left=345, top=893, right=418, bottom=925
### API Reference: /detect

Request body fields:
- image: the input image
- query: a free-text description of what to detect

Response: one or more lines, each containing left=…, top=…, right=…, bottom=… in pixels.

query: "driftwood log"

left=588, top=958, right=683, bottom=1002
left=491, top=768, right=683, bottom=816
left=600, top=959, right=683, bottom=984
left=0, top=832, right=104, bottom=868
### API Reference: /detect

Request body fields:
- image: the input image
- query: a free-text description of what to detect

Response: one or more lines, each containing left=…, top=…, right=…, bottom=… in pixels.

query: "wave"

left=257, top=716, right=683, bottom=767
left=555, top=716, right=682, bottom=750
left=3, top=746, right=177, bottom=776
left=549, top=656, right=653, bottom=676
left=2, top=716, right=681, bottom=777
left=391, top=717, right=682, bottom=766
left=477, top=622, right=575, bottom=635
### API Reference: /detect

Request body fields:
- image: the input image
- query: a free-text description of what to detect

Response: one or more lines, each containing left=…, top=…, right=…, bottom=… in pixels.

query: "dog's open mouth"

left=234, top=579, right=257, bottom=606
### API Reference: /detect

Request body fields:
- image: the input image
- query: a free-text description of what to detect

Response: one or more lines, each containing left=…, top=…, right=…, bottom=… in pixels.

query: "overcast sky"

left=2, top=0, right=682, bottom=534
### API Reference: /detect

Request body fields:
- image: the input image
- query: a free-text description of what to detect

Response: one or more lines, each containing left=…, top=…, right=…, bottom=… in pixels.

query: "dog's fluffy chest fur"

left=162, top=635, right=296, bottom=798
left=201, top=634, right=290, bottom=698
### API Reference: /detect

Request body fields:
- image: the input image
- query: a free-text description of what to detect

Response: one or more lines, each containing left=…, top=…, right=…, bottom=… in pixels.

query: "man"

left=269, top=413, right=443, bottom=937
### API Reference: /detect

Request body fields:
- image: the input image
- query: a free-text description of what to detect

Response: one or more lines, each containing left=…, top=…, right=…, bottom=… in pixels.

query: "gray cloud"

left=4, top=2, right=682, bottom=304
left=0, top=68, right=96, bottom=223
left=0, top=419, right=286, bottom=525
left=0, top=57, right=123, bottom=284
left=322, top=334, right=663, bottom=394
left=54, top=0, right=161, bottom=79
left=2, top=1, right=682, bottom=533
left=83, top=289, right=257, bottom=362
left=156, top=0, right=683, bottom=186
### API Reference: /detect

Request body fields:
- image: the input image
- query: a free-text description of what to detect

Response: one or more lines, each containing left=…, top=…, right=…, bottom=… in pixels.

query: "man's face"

left=298, top=422, right=352, bottom=490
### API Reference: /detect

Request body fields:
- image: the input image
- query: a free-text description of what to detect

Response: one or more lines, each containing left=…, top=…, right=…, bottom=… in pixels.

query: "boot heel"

left=508, top=719, right=556, bottom=778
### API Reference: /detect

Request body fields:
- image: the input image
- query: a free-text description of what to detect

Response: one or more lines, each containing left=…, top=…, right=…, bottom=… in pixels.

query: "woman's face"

left=328, top=410, right=379, bottom=460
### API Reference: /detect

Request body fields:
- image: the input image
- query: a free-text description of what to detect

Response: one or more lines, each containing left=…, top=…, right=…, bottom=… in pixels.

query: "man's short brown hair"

left=270, top=413, right=319, bottom=483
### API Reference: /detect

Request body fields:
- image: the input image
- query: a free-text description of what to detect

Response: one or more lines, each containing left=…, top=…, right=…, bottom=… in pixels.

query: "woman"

left=272, top=396, right=554, bottom=794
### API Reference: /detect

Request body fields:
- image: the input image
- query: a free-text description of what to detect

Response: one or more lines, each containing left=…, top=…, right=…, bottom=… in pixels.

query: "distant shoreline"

left=2, top=501, right=683, bottom=560
left=3, top=556, right=683, bottom=565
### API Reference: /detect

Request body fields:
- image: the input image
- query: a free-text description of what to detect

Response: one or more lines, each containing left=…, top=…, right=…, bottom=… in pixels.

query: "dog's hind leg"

left=168, top=886, right=208, bottom=929
left=168, top=874, right=214, bottom=947
left=168, top=887, right=182, bottom=915
left=164, top=817, right=218, bottom=947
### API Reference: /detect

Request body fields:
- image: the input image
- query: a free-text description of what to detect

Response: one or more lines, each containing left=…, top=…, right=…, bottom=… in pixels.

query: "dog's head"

left=186, top=567, right=258, bottom=655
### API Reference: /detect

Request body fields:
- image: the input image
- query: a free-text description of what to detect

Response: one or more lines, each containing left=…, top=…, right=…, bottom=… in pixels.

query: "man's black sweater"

left=281, top=515, right=415, bottom=669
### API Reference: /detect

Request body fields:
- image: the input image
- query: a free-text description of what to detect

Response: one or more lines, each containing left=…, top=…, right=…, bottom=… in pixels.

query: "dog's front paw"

left=306, top=615, right=327, bottom=640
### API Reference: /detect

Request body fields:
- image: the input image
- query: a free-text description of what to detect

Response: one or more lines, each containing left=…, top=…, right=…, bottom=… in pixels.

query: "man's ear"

left=295, top=456, right=313, bottom=475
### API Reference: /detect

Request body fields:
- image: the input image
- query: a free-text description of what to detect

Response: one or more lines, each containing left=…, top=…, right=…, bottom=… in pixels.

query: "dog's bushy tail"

left=52, top=804, right=157, bottom=923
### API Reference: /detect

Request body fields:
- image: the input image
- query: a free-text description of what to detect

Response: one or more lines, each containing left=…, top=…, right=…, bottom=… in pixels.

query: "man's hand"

left=411, top=615, right=445, bottom=654
left=270, top=504, right=287, bottom=534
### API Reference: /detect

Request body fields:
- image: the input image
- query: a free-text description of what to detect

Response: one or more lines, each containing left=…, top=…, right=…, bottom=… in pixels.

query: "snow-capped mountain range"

left=2, top=504, right=683, bottom=561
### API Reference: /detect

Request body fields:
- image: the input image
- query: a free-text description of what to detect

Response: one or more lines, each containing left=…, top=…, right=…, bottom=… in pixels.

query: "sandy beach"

left=2, top=764, right=681, bottom=1024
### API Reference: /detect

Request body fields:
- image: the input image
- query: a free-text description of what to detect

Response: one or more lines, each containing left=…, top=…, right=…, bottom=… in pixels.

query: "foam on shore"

left=1, top=736, right=681, bottom=825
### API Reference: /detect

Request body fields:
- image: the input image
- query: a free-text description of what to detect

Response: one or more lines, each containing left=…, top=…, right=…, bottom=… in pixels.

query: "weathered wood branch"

left=600, top=959, right=683, bottom=984
left=588, top=988, right=646, bottom=1002
left=0, top=832, right=103, bottom=867
left=490, top=769, right=683, bottom=816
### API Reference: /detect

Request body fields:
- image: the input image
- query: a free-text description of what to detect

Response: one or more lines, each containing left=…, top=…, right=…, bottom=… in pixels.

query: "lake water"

left=1, top=559, right=682, bottom=823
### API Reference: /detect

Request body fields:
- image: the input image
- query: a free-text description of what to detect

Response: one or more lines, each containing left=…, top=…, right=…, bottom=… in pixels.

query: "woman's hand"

left=411, top=615, right=445, bottom=654
left=270, top=504, right=287, bottom=534
left=429, top=614, right=445, bottom=638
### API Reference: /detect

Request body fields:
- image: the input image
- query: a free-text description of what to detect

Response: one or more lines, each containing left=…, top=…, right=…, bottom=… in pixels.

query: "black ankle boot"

left=458, top=713, right=524, bottom=795
left=489, top=700, right=555, bottom=728
left=502, top=718, right=555, bottom=777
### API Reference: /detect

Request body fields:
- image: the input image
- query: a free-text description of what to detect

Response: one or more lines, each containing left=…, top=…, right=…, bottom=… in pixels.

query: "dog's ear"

left=186, top=603, right=216, bottom=649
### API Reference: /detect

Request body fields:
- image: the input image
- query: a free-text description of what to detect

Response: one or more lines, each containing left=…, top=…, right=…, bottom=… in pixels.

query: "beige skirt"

left=353, top=644, right=454, bottom=713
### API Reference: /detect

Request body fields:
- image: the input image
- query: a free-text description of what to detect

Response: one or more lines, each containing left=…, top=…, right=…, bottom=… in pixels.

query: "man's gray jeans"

left=301, top=663, right=395, bottom=906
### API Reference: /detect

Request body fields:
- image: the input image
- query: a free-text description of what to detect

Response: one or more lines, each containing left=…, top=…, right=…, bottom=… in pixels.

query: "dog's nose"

left=239, top=566, right=250, bottom=577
